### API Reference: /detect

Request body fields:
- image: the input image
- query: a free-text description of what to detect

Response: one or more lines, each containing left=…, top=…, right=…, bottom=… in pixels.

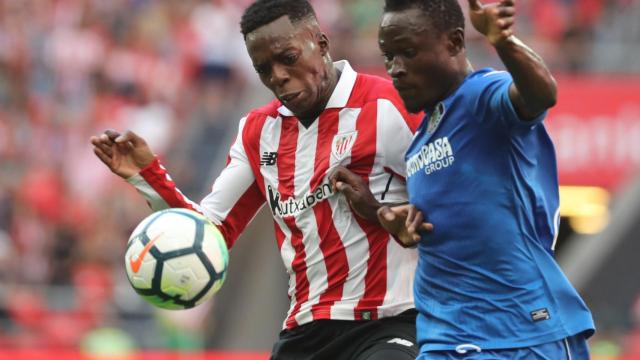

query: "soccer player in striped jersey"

left=368, top=0, right=595, bottom=358
left=91, top=0, right=424, bottom=359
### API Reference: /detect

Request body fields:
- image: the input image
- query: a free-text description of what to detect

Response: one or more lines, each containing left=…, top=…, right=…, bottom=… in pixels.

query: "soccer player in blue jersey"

left=365, top=0, right=596, bottom=358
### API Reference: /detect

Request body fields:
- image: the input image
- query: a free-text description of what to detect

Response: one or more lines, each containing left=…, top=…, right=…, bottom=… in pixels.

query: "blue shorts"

left=417, top=334, right=590, bottom=359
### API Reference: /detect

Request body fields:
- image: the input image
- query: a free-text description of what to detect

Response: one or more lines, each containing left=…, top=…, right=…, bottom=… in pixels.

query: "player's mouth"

left=280, top=91, right=303, bottom=104
left=394, top=84, right=415, bottom=97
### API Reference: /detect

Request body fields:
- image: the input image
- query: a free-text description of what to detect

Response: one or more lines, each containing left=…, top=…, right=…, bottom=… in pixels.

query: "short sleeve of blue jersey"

left=473, top=70, right=546, bottom=128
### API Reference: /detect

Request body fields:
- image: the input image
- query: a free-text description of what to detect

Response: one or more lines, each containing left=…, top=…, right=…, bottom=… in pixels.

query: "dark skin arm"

left=329, top=166, right=382, bottom=222
left=329, top=166, right=433, bottom=246
left=468, top=0, right=557, bottom=120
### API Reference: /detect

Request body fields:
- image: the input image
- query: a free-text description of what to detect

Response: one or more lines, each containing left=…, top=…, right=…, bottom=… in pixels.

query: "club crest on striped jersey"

left=331, top=131, right=358, bottom=160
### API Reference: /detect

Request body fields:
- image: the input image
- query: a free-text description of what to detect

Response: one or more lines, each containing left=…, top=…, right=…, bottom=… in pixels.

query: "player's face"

left=245, top=16, right=333, bottom=119
left=379, top=8, right=460, bottom=112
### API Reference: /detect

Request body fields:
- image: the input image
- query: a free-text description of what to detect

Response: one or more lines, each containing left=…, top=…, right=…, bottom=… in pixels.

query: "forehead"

left=379, top=8, right=431, bottom=44
left=245, top=16, right=305, bottom=54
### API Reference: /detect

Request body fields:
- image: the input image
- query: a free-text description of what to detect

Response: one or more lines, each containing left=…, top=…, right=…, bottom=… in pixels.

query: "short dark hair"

left=383, top=0, right=465, bottom=34
left=240, top=0, right=317, bottom=37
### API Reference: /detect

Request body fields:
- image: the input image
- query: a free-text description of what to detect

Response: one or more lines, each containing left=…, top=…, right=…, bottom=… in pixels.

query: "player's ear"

left=317, top=32, right=330, bottom=56
left=446, top=28, right=465, bottom=56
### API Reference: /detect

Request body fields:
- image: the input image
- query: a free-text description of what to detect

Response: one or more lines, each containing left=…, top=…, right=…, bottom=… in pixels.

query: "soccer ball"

left=124, top=208, right=228, bottom=310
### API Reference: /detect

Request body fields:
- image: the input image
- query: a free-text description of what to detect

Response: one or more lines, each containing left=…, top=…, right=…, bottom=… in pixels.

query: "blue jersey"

left=405, top=68, right=594, bottom=352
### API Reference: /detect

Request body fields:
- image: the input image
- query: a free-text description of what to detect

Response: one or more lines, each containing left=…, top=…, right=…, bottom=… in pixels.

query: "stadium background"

left=0, top=0, right=638, bottom=358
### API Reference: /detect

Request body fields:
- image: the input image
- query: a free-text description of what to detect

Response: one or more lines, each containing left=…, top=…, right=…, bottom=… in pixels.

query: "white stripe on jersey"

left=380, top=239, right=417, bottom=316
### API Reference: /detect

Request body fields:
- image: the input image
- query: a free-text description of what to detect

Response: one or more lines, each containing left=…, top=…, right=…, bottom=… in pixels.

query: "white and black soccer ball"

left=125, top=208, right=228, bottom=310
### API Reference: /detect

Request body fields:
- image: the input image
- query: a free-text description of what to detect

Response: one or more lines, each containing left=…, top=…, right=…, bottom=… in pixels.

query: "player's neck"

left=434, top=60, right=472, bottom=109
left=297, top=66, right=341, bottom=128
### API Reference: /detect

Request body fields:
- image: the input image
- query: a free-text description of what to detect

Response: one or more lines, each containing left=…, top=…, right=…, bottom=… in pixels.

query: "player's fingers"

left=116, top=130, right=145, bottom=146
left=104, top=129, right=122, bottom=141
left=93, top=147, right=113, bottom=166
left=97, top=132, right=115, bottom=145
left=501, top=29, right=513, bottom=38
left=467, top=0, right=483, bottom=11
left=336, top=181, right=358, bottom=200
left=498, top=6, right=515, bottom=17
left=90, top=136, right=112, bottom=152
left=500, top=0, right=515, bottom=7
left=407, top=210, right=424, bottom=234
left=420, top=222, right=434, bottom=232
left=497, top=17, right=514, bottom=29
left=405, top=206, right=417, bottom=228
left=377, top=206, right=396, bottom=223
left=98, top=142, right=115, bottom=157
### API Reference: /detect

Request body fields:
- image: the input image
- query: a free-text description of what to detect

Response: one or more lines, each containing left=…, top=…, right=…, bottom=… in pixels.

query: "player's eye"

left=254, top=64, right=270, bottom=75
left=403, top=48, right=417, bottom=58
left=282, top=53, right=299, bottom=65
left=381, top=52, right=394, bottom=63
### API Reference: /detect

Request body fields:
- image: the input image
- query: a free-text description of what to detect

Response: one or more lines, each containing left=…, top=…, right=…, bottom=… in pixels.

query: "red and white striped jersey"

left=127, top=61, right=422, bottom=329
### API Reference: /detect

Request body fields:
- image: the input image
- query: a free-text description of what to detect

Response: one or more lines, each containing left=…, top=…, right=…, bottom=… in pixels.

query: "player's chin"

left=401, top=97, right=426, bottom=114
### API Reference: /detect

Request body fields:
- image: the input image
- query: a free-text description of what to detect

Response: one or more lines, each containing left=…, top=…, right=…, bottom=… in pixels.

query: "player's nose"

left=386, top=57, right=407, bottom=79
left=270, top=63, right=290, bottom=87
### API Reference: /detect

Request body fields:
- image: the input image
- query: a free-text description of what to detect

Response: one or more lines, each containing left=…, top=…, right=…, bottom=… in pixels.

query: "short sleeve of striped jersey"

left=126, top=117, right=265, bottom=249
left=377, top=98, right=421, bottom=178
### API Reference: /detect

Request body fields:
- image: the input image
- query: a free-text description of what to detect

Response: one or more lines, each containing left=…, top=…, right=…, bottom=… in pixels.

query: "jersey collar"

left=277, top=60, right=357, bottom=117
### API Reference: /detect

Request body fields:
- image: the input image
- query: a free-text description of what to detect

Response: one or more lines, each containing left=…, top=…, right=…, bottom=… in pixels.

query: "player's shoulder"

left=463, top=68, right=513, bottom=93
left=235, top=99, right=281, bottom=140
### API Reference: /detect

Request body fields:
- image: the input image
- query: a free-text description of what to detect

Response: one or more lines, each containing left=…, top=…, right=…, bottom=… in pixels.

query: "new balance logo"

left=260, top=152, right=278, bottom=166
left=387, top=338, right=414, bottom=347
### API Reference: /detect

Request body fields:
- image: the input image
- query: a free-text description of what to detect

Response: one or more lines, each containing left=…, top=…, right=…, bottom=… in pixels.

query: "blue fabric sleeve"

left=476, top=71, right=547, bottom=129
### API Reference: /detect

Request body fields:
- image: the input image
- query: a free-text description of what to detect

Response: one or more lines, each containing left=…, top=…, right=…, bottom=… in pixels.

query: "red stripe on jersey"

left=139, top=158, right=198, bottom=211
left=277, top=119, right=309, bottom=329
left=310, top=109, right=349, bottom=319
left=349, top=101, right=388, bottom=320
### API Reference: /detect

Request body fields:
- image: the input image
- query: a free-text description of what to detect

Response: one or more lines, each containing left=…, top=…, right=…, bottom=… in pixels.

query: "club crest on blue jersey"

left=427, top=102, right=446, bottom=136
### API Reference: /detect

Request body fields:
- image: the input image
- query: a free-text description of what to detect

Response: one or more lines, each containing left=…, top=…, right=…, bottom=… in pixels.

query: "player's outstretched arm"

left=90, top=129, right=156, bottom=179
left=468, top=0, right=557, bottom=120
left=377, top=205, right=433, bottom=248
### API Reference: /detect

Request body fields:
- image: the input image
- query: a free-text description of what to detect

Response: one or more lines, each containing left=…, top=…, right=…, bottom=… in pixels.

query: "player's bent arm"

left=496, top=36, right=557, bottom=120
left=125, top=117, right=265, bottom=249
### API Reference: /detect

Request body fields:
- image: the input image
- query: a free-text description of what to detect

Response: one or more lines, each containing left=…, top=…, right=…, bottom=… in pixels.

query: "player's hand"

left=90, top=129, right=155, bottom=179
left=329, top=166, right=381, bottom=223
left=467, top=0, right=516, bottom=47
left=377, top=205, right=433, bottom=247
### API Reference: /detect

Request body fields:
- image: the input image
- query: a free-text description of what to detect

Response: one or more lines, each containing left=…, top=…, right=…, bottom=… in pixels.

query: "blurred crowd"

left=0, top=0, right=638, bottom=352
